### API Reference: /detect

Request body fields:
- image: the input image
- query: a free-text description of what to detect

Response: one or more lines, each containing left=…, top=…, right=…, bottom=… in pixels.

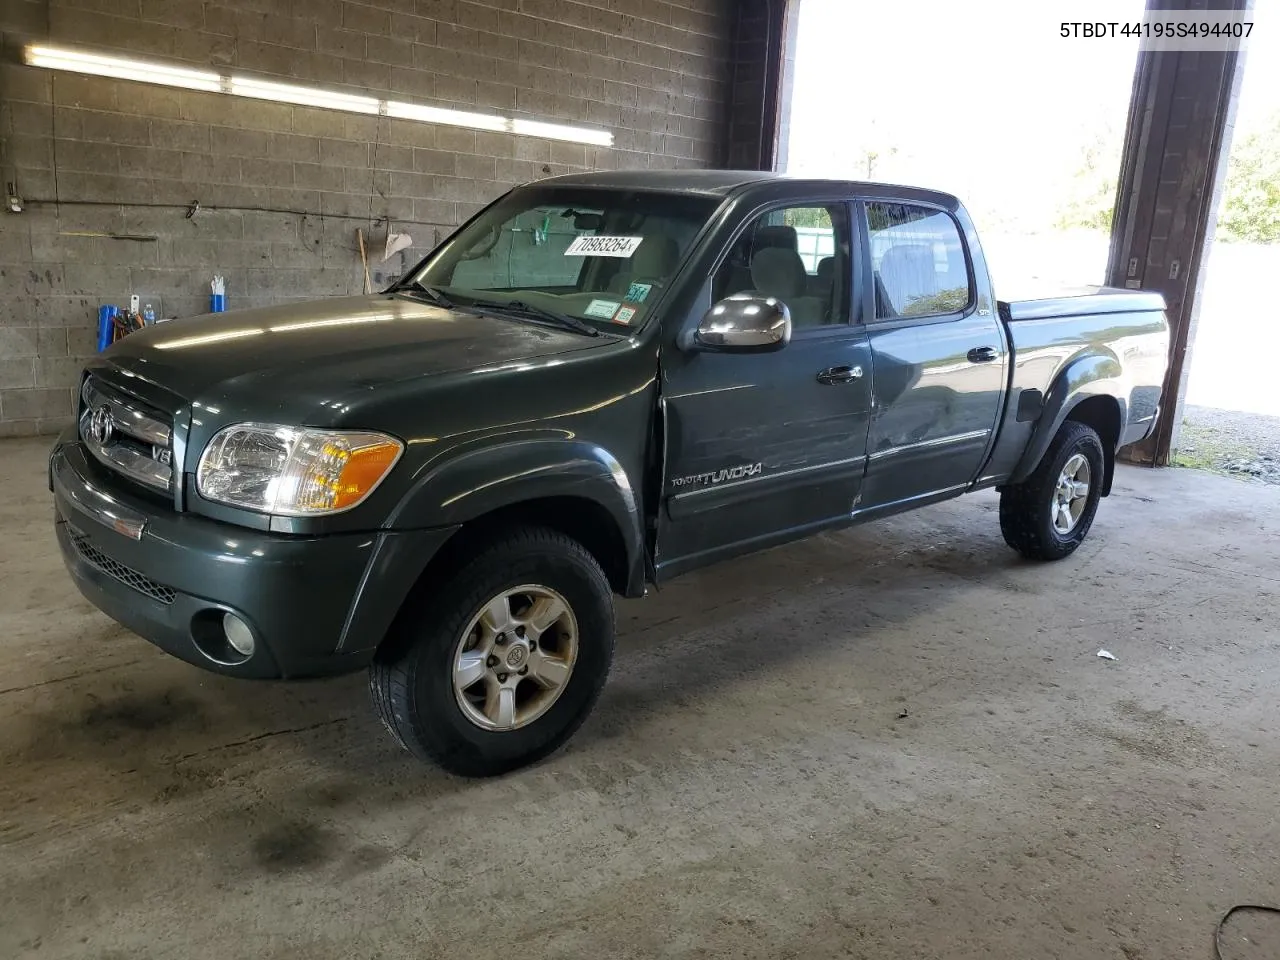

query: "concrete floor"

left=3, top=436, right=1279, bottom=960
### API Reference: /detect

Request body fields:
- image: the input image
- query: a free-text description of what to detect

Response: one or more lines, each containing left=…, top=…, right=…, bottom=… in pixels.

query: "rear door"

left=857, top=199, right=1008, bottom=512
left=654, top=199, right=873, bottom=579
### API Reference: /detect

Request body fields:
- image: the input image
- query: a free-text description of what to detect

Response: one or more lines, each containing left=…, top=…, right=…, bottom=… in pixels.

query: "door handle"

left=817, top=364, right=863, bottom=384
left=967, top=346, right=998, bottom=363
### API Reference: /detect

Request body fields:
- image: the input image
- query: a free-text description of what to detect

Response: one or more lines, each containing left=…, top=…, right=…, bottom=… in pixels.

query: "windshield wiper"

left=469, top=299, right=601, bottom=338
left=398, top=279, right=456, bottom=309
left=398, top=283, right=601, bottom=338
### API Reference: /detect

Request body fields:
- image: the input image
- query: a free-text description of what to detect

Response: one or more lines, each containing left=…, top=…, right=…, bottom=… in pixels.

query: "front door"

left=654, top=201, right=873, bottom=580
left=857, top=199, right=1008, bottom=512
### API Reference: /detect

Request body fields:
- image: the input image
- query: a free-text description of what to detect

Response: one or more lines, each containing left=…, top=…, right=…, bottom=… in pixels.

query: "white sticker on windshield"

left=584, top=299, right=621, bottom=319
left=565, top=235, right=644, bottom=258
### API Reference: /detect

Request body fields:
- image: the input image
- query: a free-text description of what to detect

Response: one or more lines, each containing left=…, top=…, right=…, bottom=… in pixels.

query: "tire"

left=369, top=526, right=615, bottom=776
left=999, top=421, right=1106, bottom=561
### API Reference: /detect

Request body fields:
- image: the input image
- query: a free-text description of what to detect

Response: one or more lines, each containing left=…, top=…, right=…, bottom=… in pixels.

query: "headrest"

left=816, top=257, right=834, bottom=283
left=750, top=247, right=807, bottom=300
left=754, top=225, right=798, bottom=252
left=880, top=243, right=934, bottom=274
left=632, top=235, right=678, bottom=277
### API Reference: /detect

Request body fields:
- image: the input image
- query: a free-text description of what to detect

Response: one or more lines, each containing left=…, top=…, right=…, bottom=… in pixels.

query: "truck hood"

left=104, top=294, right=609, bottom=417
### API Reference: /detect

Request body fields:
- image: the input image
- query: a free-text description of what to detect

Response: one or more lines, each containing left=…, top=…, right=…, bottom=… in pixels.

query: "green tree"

left=1218, top=112, right=1280, bottom=244
left=781, top=207, right=831, bottom=229
left=1055, top=129, right=1121, bottom=232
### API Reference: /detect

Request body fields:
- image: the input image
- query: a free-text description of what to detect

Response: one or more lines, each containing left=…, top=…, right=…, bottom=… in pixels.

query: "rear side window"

left=866, top=202, right=972, bottom=320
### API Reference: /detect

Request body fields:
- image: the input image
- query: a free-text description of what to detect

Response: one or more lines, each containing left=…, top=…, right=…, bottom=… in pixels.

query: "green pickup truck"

left=50, top=171, right=1169, bottom=775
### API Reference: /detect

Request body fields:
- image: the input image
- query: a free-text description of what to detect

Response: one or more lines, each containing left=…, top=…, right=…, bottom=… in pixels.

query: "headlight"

left=197, top=423, right=403, bottom=515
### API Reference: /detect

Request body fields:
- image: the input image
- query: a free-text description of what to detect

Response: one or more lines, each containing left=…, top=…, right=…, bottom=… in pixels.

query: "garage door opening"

left=780, top=0, right=1143, bottom=300
left=781, top=0, right=1277, bottom=486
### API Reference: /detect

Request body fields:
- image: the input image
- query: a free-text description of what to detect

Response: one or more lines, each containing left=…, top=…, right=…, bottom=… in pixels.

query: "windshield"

left=406, top=187, right=717, bottom=331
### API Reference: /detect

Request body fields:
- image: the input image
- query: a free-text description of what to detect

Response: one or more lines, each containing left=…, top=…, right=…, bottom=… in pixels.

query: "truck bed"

left=1003, top=286, right=1167, bottom=322
left=978, top=287, right=1170, bottom=485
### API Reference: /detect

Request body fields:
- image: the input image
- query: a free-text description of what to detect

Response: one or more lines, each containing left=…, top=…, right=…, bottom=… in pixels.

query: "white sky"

left=785, top=0, right=1280, bottom=233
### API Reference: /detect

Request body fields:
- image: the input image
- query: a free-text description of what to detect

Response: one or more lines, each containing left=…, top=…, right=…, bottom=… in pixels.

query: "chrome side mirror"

left=693, top=294, right=792, bottom=353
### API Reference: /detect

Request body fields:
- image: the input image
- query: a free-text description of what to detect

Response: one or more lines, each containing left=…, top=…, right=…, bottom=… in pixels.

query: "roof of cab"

left=536, top=169, right=780, bottom=195
left=534, top=169, right=961, bottom=208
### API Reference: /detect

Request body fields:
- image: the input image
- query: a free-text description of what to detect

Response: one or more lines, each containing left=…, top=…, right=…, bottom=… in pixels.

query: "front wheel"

left=369, top=527, right=615, bottom=776
left=999, top=421, right=1105, bottom=561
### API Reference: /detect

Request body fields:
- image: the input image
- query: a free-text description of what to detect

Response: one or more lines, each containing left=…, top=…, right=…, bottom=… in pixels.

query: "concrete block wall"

left=0, top=0, right=734, bottom=435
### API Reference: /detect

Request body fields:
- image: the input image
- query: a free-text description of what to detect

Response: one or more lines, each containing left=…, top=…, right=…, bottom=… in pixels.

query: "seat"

left=608, top=235, right=679, bottom=295
left=808, top=255, right=834, bottom=298
left=878, top=243, right=938, bottom=314
left=748, top=247, right=825, bottom=327
left=721, top=223, right=802, bottom=300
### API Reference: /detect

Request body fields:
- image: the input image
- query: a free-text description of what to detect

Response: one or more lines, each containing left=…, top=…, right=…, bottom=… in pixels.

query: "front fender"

left=1010, top=352, right=1126, bottom=484
left=387, top=436, right=645, bottom=584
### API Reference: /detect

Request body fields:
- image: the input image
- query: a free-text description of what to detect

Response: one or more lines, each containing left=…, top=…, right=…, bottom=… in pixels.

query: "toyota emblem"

left=88, top=404, right=114, bottom=445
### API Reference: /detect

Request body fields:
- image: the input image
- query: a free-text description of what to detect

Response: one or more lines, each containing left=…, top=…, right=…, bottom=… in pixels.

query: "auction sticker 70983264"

left=565, top=236, right=644, bottom=258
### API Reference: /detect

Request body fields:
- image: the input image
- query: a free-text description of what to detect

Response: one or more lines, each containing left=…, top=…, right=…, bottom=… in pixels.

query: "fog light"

left=223, top=612, right=255, bottom=657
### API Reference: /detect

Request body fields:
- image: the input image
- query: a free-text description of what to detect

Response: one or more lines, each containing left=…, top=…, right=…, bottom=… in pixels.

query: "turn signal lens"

left=197, top=424, right=404, bottom=516
left=325, top=437, right=402, bottom=511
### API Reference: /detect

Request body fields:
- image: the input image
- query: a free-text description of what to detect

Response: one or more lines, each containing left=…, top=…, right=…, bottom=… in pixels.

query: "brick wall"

left=0, top=0, right=734, bottom=435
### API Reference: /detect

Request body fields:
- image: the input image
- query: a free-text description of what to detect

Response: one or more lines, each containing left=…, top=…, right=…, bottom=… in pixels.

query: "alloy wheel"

left=1052, top=453, right=1091, bottom=535
left=452, top=585, right=579, bottom=731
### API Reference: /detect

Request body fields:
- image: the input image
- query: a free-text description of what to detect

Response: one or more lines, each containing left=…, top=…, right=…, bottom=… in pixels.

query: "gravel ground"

left=1176, top=404, right=1280, bottom=485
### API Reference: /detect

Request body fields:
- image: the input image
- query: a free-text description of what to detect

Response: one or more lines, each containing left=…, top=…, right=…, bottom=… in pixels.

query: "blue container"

left=210, top=293, right=226, bottom=313
left=96, top=305, right=117, bottom=352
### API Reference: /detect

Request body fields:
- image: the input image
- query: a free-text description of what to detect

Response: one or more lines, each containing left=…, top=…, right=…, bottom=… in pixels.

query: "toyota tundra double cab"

left=50, top=171, right=1170, bottom=775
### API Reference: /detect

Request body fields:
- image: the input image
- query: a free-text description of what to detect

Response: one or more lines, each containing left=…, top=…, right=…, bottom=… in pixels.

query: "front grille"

left=79, top=375, right=175, bottom=494
left=68, top=527, right=177, bottom=604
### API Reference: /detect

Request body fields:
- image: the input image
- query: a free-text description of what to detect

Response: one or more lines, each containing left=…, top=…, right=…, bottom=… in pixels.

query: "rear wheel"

left=999, top=421, right=1105, bottom=561
left=370, top=526, right=614, bottom=776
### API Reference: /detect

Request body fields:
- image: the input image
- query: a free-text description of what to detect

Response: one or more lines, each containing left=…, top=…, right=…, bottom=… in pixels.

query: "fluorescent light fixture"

left=25, top=44, right=221, bottom=92
left=511, top=118, right=612, bottom=146
left=24, top=44, right=614, bottom=148
left=384, top=100, right=509, bottom=132
left=230, top=76, right=379, bottom=114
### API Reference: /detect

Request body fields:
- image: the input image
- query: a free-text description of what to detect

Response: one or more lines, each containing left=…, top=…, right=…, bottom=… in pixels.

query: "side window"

left=713, top=203, right=850, bottom=328
left=866, top=202, right=972, bottom=320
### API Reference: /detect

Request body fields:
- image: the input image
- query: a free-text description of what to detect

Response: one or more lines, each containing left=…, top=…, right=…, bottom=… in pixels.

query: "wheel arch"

left=387, top=436, right=645, bottom=593
left=1009, top=352, right=1127, bottom=496
left=1064, top=394, right=1122, bottom=495
left=419, top=494, right=636, bottom=598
